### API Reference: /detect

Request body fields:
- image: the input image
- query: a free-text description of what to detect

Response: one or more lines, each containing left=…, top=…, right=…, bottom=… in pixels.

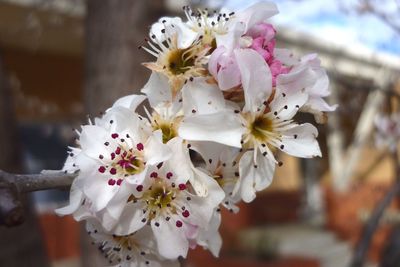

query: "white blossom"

left=110, top=137, right=224, bottom=259
left=58, top=102, right=172, bottom=230
left=86, top=221, right=179, bottom=267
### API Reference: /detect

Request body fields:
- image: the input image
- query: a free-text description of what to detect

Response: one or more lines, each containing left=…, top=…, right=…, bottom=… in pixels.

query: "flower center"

left=146, top=181, right=176, bottom=211
left=151, top=112, right=182, bottom=144
left=167, top=47, right=196, bottom=75
left=115, top=150, right=145, bottom=175
left=242, top=112, right=274, bottom=149
left=98, top=133, right=146, bottom=186
left=251, top=116, right=273, bottom=141
left=129, top=172, right=190, bottom=227
left=112, top=235, right=136, bottom=251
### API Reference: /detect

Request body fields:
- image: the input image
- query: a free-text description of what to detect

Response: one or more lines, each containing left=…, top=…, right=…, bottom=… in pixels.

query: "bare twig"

left=0, top=169, right=76, bottom=226
left=0, top=170, right=76, bottom=193
left=327, top=82, right=345, bottom=189
left=350, top=149, right=400, bottom=267
left=353, top=150, right=388, bottom=182
left=0, top=182, right=23, bottom=226
left=355, top=0, right=400, bottom=35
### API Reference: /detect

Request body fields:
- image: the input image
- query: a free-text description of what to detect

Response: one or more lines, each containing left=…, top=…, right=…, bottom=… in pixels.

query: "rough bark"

left=84, top=0, right=164, bottom=115
left=0, top=54, right=49, bottom=266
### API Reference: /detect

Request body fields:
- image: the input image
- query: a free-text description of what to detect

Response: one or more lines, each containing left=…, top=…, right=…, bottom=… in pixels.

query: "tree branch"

left=350, top=150, right=400, bottom=267
left=0, top=170, right=76, bottom=227
left=0, top=170, right=76, bottom=193
left=357, top=0, right=400, bottom=35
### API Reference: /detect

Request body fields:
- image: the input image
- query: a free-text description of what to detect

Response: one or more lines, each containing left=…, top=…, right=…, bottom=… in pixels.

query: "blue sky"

left=220, top=0, right=400, bottom=55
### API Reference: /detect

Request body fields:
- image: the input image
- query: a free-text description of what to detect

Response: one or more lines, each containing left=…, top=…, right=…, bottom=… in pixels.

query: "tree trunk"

left=82, top=1, right=165, bottom=265
left=0, top=54, right=49, bottom=266
left=84, top=0, right=164, bottom=115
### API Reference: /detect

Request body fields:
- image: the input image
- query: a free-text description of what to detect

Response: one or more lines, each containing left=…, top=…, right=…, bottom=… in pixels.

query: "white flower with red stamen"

left=374, top=113, right=400, bottom=152
left=59, top=105, right=171, bottom=230
left=111, top=137, right=223, bottom=260
left=86, top=221, right=179, bottom=267
left=141, top=73, right=230, bottom=201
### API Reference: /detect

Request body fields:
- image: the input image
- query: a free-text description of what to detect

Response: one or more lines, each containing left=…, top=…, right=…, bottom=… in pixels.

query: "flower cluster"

left=58, top=2, right=335, bottom=266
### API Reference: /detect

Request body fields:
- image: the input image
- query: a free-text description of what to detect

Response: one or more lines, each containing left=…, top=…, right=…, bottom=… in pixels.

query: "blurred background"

left=0, top=0, right=399, bottom=266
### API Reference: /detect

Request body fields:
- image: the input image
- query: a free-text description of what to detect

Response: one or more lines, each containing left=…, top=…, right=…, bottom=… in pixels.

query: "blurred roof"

left=0, top=1, right=83, bottom=55
left=276, top=26, right=400, bottom=82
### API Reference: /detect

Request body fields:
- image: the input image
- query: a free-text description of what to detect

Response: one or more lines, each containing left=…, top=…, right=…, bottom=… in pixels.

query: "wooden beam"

left=336, top=70, right=392, bottom=192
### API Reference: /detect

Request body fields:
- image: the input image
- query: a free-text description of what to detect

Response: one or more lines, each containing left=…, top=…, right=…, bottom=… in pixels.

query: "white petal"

left=182, top=78, right=226, bottom=116
left=82, top=172, right=119, bottom=211
left=234, top=49, right=272, bottom=112
left=190, top=168, right=225, bottom=205
left=236, top=150, right=275, bottom=203
left=62, top=147, right=81, bottom=174
left=163, top=137, right=192, bottom=185
left=277, top=65, right=316, bottom=94
left=305, top=96, right=337, bottom=113
left=110, top=94, right=146, bottom=111
left=190, top=141, right=228, bottom=171
left=141, top=72, right=172, bottom=107
left=308, top=69, right=330, bottom=97
left=196, top=211, right=222, bottom=257
left=144, top=130, right=172, bottom=165
left=72, top=206, right=93, bottom=222
left=150, top=17, right=197, bottom=48
left=215, top=21, right=245, bottom=52
left=274, top=48, right=299, bottom=66
left=79, top=125, right=111, bottom=159
left=185, top=194, right=215, bottom=227
left=100, top=182, right=136, bottom=230
left=236, top=2, right=279, bottom=32
left=55, top=179, right=83, bottom=216
left=269, top=88, right=308, bottom=121
left=152, top=219, right=189, bottom=259
left=179, top=111, right=244, bottom=148
left=112, top=202, right=148, bottom=235
left=186, top=186, right=224, bottom=228
left=209, top=46, right=241, bottom=90
left=280, top=123, right=322, bottom=158
left=217, top=59, right=241, bottom=91
left=125, top=165, right=149, bottom=188
left=103, top=107, right=149, bottom=143
left=208, top=46, right=226, bottom=78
